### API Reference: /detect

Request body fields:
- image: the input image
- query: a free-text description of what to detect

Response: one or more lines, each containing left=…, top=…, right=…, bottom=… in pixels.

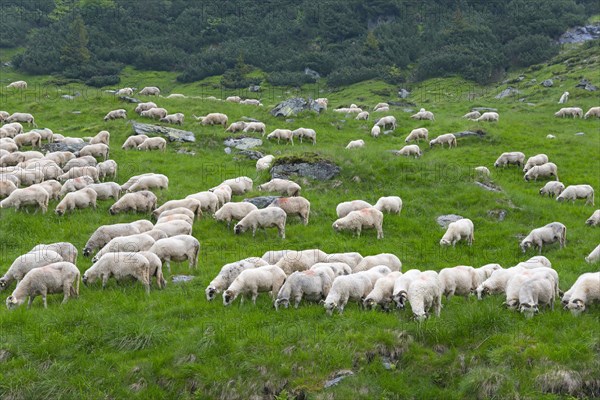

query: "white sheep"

left=152, top=198, right=202, bottom=219
left=411, top=109, right=435, bottom=121
left=216, top=176, right=253, bottom=195
left=336, top=200, right=372, bottom=218
left=356, top=112, right=369, bottom=120
left=205, top=257, right=267, bottom=301
left=43, top=151, right=75, bottom=167
left=3, top=122, right=24, bottom=134
left=0, top=250, right=63, bottom=291
left=0, top=186, right=49, bottom=213
left=539, top=181, right=565, bottom=198
left=518, top=255, right=552, bottom=269
left=353, top=253, right=402, bottom=273
left=196, top=112, right=228, bottom=127
left=554, top=107, right=583, bottom=118
left=140, top=107, right=168, bottom=119
left=462, top=111, right=481, bottom=119
left=438, top=266, right=478, bottom=300
left=373, top=196, right=402, bottom=214
left=392, top=269, right=422, bottom=308
left=394, top=145, right=422, bottom=158
left=585, top=210, right=600, bottom=226
left=139, top=86, right=160, bottom=96
left=122, top=135, right=149, bottom=150
left=275, top=249, right=329, bottom=275
left=97, top=160, right=118, bottom=181
left=240, top=99, right=261, bottom=106
left=156, top=207, right=195, bottom=221
left=267, top=196, right=311, bottom=225
left=225, top=121, right=247, bottom=133
left=83, top=220, right=152, bottom=257
left=523, top=154, right=549, bottom=173
left=156, top=213, right=194, bottom=226
left=59, top=176, right=95, bottom=197
left=0, top=180, right=17, bottom=199
left=58, top=166, right=99, bottom=183
left=562, top=272, right=595, bottom=306
left=120, top=173, right=156, bottom=191
left=375, top=116, right=396, bottom=130
left=585, top=244, right=600, bottom=264
left=127, top=174, right=168, bottom=192
left=6, top=80, right=27, bottom=89
left=30, top=242, right=77, bottom=265
left=370, top=125, right=380, bottom=138
left=476, top=266, right=525, bottom=299
left=83, top=252, right=150, bottom=293
left=135, top=102, right=158, bottom=114
left=90, top=130, right=110, bottom=145
left=137, top=251, right=167, bottom=289
left=504, top=268, right=558, bottom=309
left=243, top=122, right=266, bottom=135
left=159, top=113, right=184, bottom=125
left=223, top=265, right=287, bottom=305
left=291, top=128, right=317, bottom=144
left=494, top=152, right=526, bottom=168
left=364, top=271, right=403, bottom=310
left=63, top=156, right=97, bottom=172
left=210, top=185, right=232, bottom=208
left=256, top=155, right=275, bottom=172
left=267, top=129, right=294, bottom=145
left=12, top=167, right=45, bottom=186
left=137, top=137, right=167, bottom=151
left=214, top=202, right=258, bottom=228
left=323, top=253, right=363, bottom=270
left=115, top=87, right=133, bottom=96
left=408, top=271, right=442, bottom=321
left=148, top=234, right=200, bottom=272
left=475, top=166, right=490, bottom=178
left=103, top=109, right=127, bottom=121
left=564, top=272, right=600, bottom=315
left=153, top=220, right=192, bottom=237
left=6, top=113, right=36, bottom=126
left=91, top=233, right=157, bottom=263
left=429, top=133, right=457, bottom=148
left=78, top=143, right=110, bottom=161
left=310, top=262, right=353, bottom=277
left=518, top=278, right=556, bottom=318
left=109, top=190, right=157, bottom=215
left=258, top=178, right=301, bottom=196
left=473, top=112, right=498, bottom=122
left=186, top=191, right=219, bottom=214
left=439, top=218, right=474, bottom=247
left=226, top=96, right=241, bottom=103
left=558, top=91, right=569, bottom=104
left=6, top=262, right=80, bottom=309
left=556, top=184, right=594, bottom=206
left=274, top=269, right=333, bottom=310
left=584, top=106, right=600, bottom=119
left=323, top=273, right=373, bottom=315
left=524, top=162, right=559, bottom=182
left=520, top=222, right=566, bottom=253
left=332, top=207, right=384, bottom=239
left=405, top=128, right=428, bottom=143
left=234, top=207, right=287, bottom=238
left=14, top=131, right=42, bottom=149
left=55, top=187, right=97, bottom=215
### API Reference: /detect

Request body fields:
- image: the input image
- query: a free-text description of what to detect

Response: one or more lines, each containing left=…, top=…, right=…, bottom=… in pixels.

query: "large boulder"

left=270, top=98, right=325, bottom=117
left=558, top=24, right=600, bottom=44
left=541, top=79, right=553, bottom=88
left=495, top=87, right=521, bottom=99
left=575, top=79, right=597, bottom=92
left=270, top=154, right=340, bottom=181
left=223, top=137, right=262, bottom=150
left=130, top=121, right=195, bottom=142
left=41, top=141, right=88, bottom=153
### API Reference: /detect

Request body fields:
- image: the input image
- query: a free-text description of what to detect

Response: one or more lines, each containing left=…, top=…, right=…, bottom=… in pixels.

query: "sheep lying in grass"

left=83, top=220, right=153, bottom=257
left=586, top=210, right=600, bottom=226
left=258, top=178, right=301, bottom=196
left=55, top=187, right=97, bottom=216
left=274, top=269, right=333, bottom=310
left=0, top=250, right=63, bottom=291
left=563, top=272, right=600, bottom=315
left=148, top=234, right=200, bottom=272
left=523, top=154, right=549, bottom=173
left=92, top=233, right=157, bottom=263
left=405, top=128, right=428, bottom=143
left=373, top=196, right=402, bottom=214
left=332, top=207, right=384, bottom=239
left=364, top=271, right=403, bottom=311
left=83, top=252, right=151, bottom=294
left=520, top=222, right=566, bottom=254
left=494, top=152, right=525, bottom=168
left=267, top=196, right=311, bottom=225
left=205, top=257, right=267, bottom=301
left=122, top=135, right=149, bottom=149
left=223, top=265, right=287, bottom=306
left=524, top=162, right=558, bottom=182
left=336, top=200, right=372, bottom=218
left=556, top=184, right=594, bottom=206
left=394, top=145, right=422, bottom=158
left=0, top=186, right=49, bottom=213
left=408, top=271, right=442, bottom=321
left=6, top=262, right=80, bottom=309
left=275, top=249, right=328, bottom=275
left=440, top=218, right=474, bottom=247
left=353, top=253, right=402, bottom=273
left=109, top=190, right=157, bottom=215
left=214, top=202, right=258, bottom=228
left=103, top=109, right=127, bottom=121
left=186, top=191, right=219, bottom=214
left=234, top=207, right=287, bottom=238
left=585, top=244, right=600, bottom=264
left=539, top=181, right=565, bottom=198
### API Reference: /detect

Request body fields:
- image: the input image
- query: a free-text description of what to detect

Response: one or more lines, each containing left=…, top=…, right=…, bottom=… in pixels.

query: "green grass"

left=0, top=43, right=599, bottom=399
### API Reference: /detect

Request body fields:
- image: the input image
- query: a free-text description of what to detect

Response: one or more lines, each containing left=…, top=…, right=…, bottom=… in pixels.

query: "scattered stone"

left=487, top=209, right=507, bottom=222
left=242, top=116, right=261, bottom=123
left=0, top=349, right=11, bottom=363
left=495, top=87, right=521, bottom=99
left=436, top=215, right=464, bottom=228
left=575, top=132, right=585, bottom=136
left=475, top=181, right=502, bottom=192
left=243, top=196, right=280, bottom=209
left=381, top=357, right=394, bottom=370
left=270, top=97, right=325, bottom=117
left=542, top=79, right=553, bottom=87
left=285, top=119, right=295, bottom=123
left=270, top=156, right=340, bottom=181
left=224, top=147, right=232, bottom=154
left=351, top=176, right=361, bottom=183
left=519, top=98, right=526, bottom=102
left=223, top=137, right=262, bottom=150
left=575, top=79, right=598, bottom=91
left=119, top=96, right=141, bottom=103
left=324, top=370, right=354, bottom=389
left=177, top=149, right=196, bottom=156
left=172, top=275, right=194, bottom=283
left=402, top=108, right=414, bottom=113
left=383, top=130, right=394, bottom=135
left=398, top=88, right=410, bottom=98
left=530, top=79, right=537, bottom=83
left=61, top=95, right=75, bottom=100
left=238, top=150, right=264, bottom=160
left=71, top=111, right=82, bottom=114
left=248, top=85, right=261, bottom=92
left=41, top=141, right=87, bottom=154
left=517, top=76, right=525, bottom=82
left=304, top=67, right=320, bottom=80
left=558, top=24, right=600, bottom=44
left=452, top=130, right=487, bottom=138
left=471, top=107, right=498, bottom=112
left=547, top=134, right=556, bottom=139
left=131, top=121, right=195, bottom=142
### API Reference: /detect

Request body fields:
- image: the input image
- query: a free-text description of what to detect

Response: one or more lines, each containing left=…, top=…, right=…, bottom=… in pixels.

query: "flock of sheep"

left=0, top=80, right=598, bottom=322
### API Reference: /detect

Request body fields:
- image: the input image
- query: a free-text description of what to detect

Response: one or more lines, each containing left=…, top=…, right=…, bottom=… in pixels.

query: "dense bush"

left=85, top=75, right=121, bottom=88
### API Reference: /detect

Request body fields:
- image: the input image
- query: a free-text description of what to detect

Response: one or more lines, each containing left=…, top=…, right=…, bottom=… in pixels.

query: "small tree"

left=60, top=14, right=91, bottom=67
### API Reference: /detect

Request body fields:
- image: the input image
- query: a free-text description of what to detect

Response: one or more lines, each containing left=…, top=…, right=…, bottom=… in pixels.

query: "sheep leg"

left=251, top=291, right=258, bottom=305
left=102, top=274, right=109, bottom=289
left=62, top=282, right=71, bottom=304
left=42, top=292, right=48, bottom=309
left=27, top=296, right=35, bottom=309
left=165, top=259, right=171, bottom=274
left=278, top=224, right=285, bottom=239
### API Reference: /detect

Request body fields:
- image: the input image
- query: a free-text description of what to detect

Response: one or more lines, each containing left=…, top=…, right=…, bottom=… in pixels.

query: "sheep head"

left=5, top=295, right=20, bottom=309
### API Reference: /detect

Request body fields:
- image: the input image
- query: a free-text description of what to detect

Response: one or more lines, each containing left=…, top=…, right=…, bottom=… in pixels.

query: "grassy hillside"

left=0, top=43, right=599, bottom=399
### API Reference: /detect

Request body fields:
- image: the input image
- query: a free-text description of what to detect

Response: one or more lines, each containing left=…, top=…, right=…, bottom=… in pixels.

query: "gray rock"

left=285, top=119, right=295, bottom=123
left=0, top=349, right=11, bottom=363
left=436, top=214, right=464, bottom=228
left=242, top=116, right=261, bottom=123
left=61, top=95, right=75, bottom=100
left=575, top=79, right=597, bottom=91
left=495, top=87, right=521, bottom=99
left=452, top=130, right=487, bottom=138
left=575, top=132, right=585, bottom=136
left=223, top=137, right=262, bottom=150
left=487, top=209, right=507, bottom=222
left=398, top=88, right=410, bottom=98
left=304, top=67, right=320, bottom=80
left=131, top=121, right=195, bottom=142
left=324, top=370, right=354, bottom=389
left=530, top=79, right=537, bottom=83
left=517, top=76, right=525, bottom=82
left=558, top=24, right=600, bottom=44
left=224, top=147, right=232, bottom=154
left=74, top=92, right=82, bottom=97
left=402, top=108, right=414, bottom=113
left=238, top=150, right=264, bottom=160
left=177, top=149, right=196, bottom=156
left=41, top=142, right=87, bottom=154
left=271, top=159, right=340, bottom=181
left=119, top=96, right=141, bottom=103
left=270, top=97, right=325, bottom=117
left=172, top=275, right=194, bottom=283
left=471, top=107, right=498, bottom=112
left=542, top=79, right=553, bottom=87
left=248, top=85, right=261, bottom=92
left=243, top=196, right=280, bottom=209
left=71, top=111, right=82, bottom=114
left=546, top=134, right=556, bottom=139
left=382, top=357, right=394, bottom=370
left=475, top=181, right=502, bottom=192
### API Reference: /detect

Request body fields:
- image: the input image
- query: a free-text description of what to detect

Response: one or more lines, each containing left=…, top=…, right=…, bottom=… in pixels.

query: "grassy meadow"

left=0, top=43, right=599, bottom=399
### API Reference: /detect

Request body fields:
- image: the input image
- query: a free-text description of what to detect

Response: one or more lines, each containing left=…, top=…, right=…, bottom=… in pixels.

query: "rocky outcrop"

left=223, top=137, right=262, bottom=150
left=130, top=121, right=195, bottom=142
left=436, top=215, right=464, bottom=228
left=558, top=24, right=600, bottom=44
left=270, top=98, right=325, bottom=117
left=270, top=155, right=340, bottom=181
left=41, top=141, right=87, bottom=153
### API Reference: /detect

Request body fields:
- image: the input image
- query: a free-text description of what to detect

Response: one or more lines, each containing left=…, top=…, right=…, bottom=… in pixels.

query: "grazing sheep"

left=554, top=107, right=583, bottom=118
left=205, top=257, right=267, bottom=301
left=135, top=102, right=158, bottom=114
left=139, top=86, right=160, bottom=96
left=562, top=272, right=596, bottom=306
left=336, top=200, right=372, bottom=218
left=332, top=207, right=384, bottom=239
left=159, top=113, right=184, bottom=125
left=234, top=207, right=287, bottom=238
left=186, top=191, right=219, bottom=214
left=197, top=112, right=228, bottom=128
left=258, top=178, right=301, bottom=197
left=274, top=269, right=333, bottom=310
left=83, top=221, right=152, bottom=257
left=429, top=133, right=457, bottom=148
left=83, top=252, right=150, bottom=293
left=137, top=137, right=167, bottom=152
left=225, top=121, right=247, bottom=133
left=356, top=111, right=369, bottom=120
left=127, top=174, right=168, bottom=192
left=353, top=253, right=401, bottom=273
left=291, top=128, right=317, bottom=144
left=103, top=109, right=127, bottom=121
left=30, top=242, right=77, bottom=265
left=438, top=266, right=478, bottom=300
left=152, top=198, right=202, bottom=220
left=243, top=122, right=266, bottom=135
left=474, top=166, right=490, bottom=178
left=240, top=99, right=261, bottom=106
left=556, top=184, right=594, bottom=206
left=463, top=111, right=481, bottom=119
left=120, top=173, right=156, bottom=191
left=115, top=87, right=133, bottom=96
left=12, top=167, right=45, bottom=186
left=0, top=250, right=63, bottom=291
left=476, top=266, right=525, bottom=300
left=373, top=196, right=402, bottom=214
left=523, top=154, right=549, bottom=173
left=215, top=176, right=254, bottom=195
left=0, top=180, right=17, bottom=198
left=411, top=108, right=435, bottom=121
left=78, top=143, right=110, bottom=161
left=558, top=91, right=569, bottom=104
left=405, top=128, right=429, bottom=143
left=345, top=139, right=365, bottom=149
left=364, top=271, right=403, bottom=310
left=524, top=162, right=559, bottom=182
left=310, top=262, right=353, bottom=277
left=518, top=278, right=555, bottom=318
left=565, top=271, right=600, bottom=315
left=226, top=96, right=241, bottom=103
left=585, top=244, right=600, bottom=264
left=215, top=202, right=258, bottom=228
left=323, top=253, right=363, bottom=270
left=6, top=80, right=27, bottom=89
left=156, top=213, right=194, bottom=226
left=122, top=135, right=149, bottom=149
left=256, top=155, right=275, bottom=172
left=156, top=207, right=194, bottom=221
left=261, top=250, right=293, bottom=265
left=440, top=218, right=474, bottom=247
left=494, top=152, right=526, bottom=168
left=14, top=131, right=42, bottom=149
left=267, top=129, right=294, bottom=145
left=267, top=196, right=311, bottom=225
left=92, top=233, right=157, bottom=263
left=25, top=160, right=62, bottom=181
left=392, top=269, right=422, bottom=308
left=518, top=255, right=552, bottom=270
left=109, top=190, right=157, bottom=215
left=584, top=106, right=600, bottom=119
left=90, top=130, right=110, bottom=145
left=539, top=181, right=565, bottom=198
left=394, top=144, right=422, bottom=158
left=585, top=209, right=600, bottom=226
left=375, top=116, right=396, bottom=130
left=210, top=185, right=232, bottom=208
left=0, top=186, right=49, bottom=213
left=6, top=262, right=80, bottom=309
left=59, top=176, right=95, bottom=197
left=58, top=166, right=99, bottom=183
left=520, top=222, right=567, bottom=253
left=223, top=265, right=287, bottom=305
left=6, top=113, right=36, bottom=126
left=323, top=273, right=373, bottom=315
left=3, top=122, right=24, bottom=135
left=148, top=234, right=200, bottom=272
left=55, top=187, right=97, bottom=215
left=474, top=263, right=503, bottom=286
left=370, top=125, right=381, bottom=138
left=473, top=112, right=498, bottom=122
left=408, top=271, right=442, bottom=321
left=97, top=160, right=118, bottom=181
left=504, top=269, right=558, bottom=309
left=63, top=156, right=98, bottom=172
left=87, top=182, right=121, bottom=201
left=140, top=107, right=168, bottom=119
left=373, top=102, right=389, bottom=111
left=315, top=98, right=328, bottom=109
left=275, top=249, right=328, bottom=275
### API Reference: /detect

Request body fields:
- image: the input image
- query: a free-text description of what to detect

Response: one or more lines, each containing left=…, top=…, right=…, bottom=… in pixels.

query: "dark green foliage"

left=504, top=35, right=560, bottom=68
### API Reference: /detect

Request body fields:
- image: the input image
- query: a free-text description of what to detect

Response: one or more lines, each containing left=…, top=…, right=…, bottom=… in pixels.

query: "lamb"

left=373, top=196, right=402, bottom=214
left=518, top=278, right=555, bottom=318
left=558, top=91, right=569, bottom=104
left=234, top=207, right=287, bottom=238
left=411, top=109, right=435, bottom=121
left=137, top=137, right=167, bottom=151
left=90, top=130, right=110, bottom=145
left=345, top=139, right=365, bottom=149
left=291, top=128, right=317, bottom=144
left=439, top=218, right=474, bottom=247
left=494, top=152, right=526, bottom=168
left=197, top=112, right=228, bottom=128
left=55, top=187, right=97, bottom=215
left=139, top=86, right=161, bottom=96
left=363, top=271, right=403, bottom=311
left=523, top=154, right=549, bottom=173
left=353, top=253, right=402, bottom=273
left=520, top=222, right=566, bottom=253
left=159, top=112, right=185, bottom=125
left=205, top=257, right=268, bottom=301
left=6, top=80, right=27, bottom=89
left=429, top=133, right=457, bottom=148
left=122, top=135, right=148, bottom=149
left=539, top=181, right=565, bottom=198
left=92, top=232, right=157, bottom=263
left=274, top=269, right=333, bottom=310
left=14, top=131, right=42, bottom=149
left=152, top=198, right=202, bottom=220
left=0, top=250, right=63, bottom=291
left=394, top=144, right=422, bottom=158
left=554, top=107, right=583, bottom=118
left=0, top=180, right=17, bottom=198
left=83, top=220, right=153, bottom=257
left=258, top=178, right=301, bottom=197
left=210, top=185, right=232, bottom=208
left=78, top=143, right=110, bottom=161
left=438, top=266, right=478, bottom=300
left=275, top=249, right=328, bottom=275
left=267, top=129, right=294, bottom=145
left=97, top=160, right=118, bottom=181
left=333, top=207, right=384, bottom=239
left=0, top=186, right=49, bottom=213
left=186, top=191, right=219, bottom=214
left=223, top=265, right=287, bottom=306
left=58, top=166, right=100, bottom=183
left=256, top=155, right=275, bottom=172
left=407, top=271, right=442, bottom=321
left=556, top=184, right=594, bottom=205
left=216, top=176, right=253, bottom=195
left=6, top=262, right=80, bottom=309
left=140, top=107, right=168, bottom=119
left=405, top=128, right=429, bottom=143
left=6, top=113, right=36, bottom=126
left=127, top=174, right=168, bottom=192
left=323, top=273, right=373, bottom=315
left=86, top=182, right=121, bottom=200
left=135, top=102, right=158, bottom=114
left=83, top=252, right=151, bottom=293
left=63, top=156, right=98, bottom=172
left=214, top=202, right=258, bottom=228
left=30, top=242, right=77, bottom=264
left=462, top=111, right=481, bottom=119
left=584, top=106, right=600, bottom=119
left=225, top=121, right=247, bottom=133
left=586, top=210, right=600, bottom=226
left=243, top=122, right=266, bottom=135
left=392, top=269, right=422, bottom=309
left=103, top=109, right=127, bottom=121
left=336, top=200, right=372, bottom=218
left=356, top=112, right=369, bottom=120
left=109, top=190, right=157, bottom=215
left=473, top=112, right=499, bottom=122
left=148, top=234, right=200, bottom=272
left=564, top=272, right=600, bottom=315
left=310, top=262, right=353, bottom=277
left=585, top=244, right=600, bottom=264
left=524, top=162, right=559, bottom=182
left=267, top=196, right=311, bottom=225
left=115, top=87, right=133, bottom=96
left=375, top=116, right=396, bottom=130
